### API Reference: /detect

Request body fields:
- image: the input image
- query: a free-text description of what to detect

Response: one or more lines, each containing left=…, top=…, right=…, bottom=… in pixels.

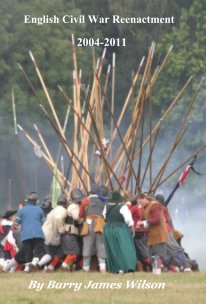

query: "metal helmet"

left=57, top=194, right=68, bottom=206
left=99, top=185, right=109, bottom=197
left=90, top=183, right=101, bottom=195
left=70, top=188, right=83, bottom=202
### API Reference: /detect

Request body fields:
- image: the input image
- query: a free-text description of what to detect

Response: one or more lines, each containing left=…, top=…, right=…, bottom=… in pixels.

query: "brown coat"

left=142, top=201, right=168, bottom=246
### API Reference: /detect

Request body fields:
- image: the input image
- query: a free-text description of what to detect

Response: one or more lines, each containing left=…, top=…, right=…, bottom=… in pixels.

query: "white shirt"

left=103, top=204, right=134, bottom=227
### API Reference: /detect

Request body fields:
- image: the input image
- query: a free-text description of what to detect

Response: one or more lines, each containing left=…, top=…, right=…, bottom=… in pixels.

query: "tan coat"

left=142, top=201, right=168, bottom=246
left=42, top=205, right=67, bottom=246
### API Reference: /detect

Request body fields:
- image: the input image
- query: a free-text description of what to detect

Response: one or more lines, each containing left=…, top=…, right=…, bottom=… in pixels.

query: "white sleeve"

left=120, top=205, right=134, bottom=227
left=103, top=205, right=107, bottom=219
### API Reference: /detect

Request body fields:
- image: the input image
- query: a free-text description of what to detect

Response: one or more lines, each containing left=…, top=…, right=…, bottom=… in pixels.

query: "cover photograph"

left=0, top=1, right=205, bottom=303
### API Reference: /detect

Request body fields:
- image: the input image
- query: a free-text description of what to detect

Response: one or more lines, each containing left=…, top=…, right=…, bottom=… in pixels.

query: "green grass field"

left=0, top=272, right=205, bottom=304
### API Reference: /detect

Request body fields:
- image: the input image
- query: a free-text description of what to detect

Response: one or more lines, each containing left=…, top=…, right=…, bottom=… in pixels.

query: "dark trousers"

left=22, top=238, right=45, bottom=263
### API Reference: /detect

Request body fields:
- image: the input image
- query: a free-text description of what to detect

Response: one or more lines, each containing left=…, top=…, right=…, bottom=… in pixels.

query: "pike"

left=29, top=51, right=64, bottom=139
left=81, top=85, right=126, bottom=191
left=151, top=121, right=191, bottom=193
left=97, top=56, right=145, bottom=183
left=164, top=156, right=202, bottom=206
left=110, top=53, right=116, bottom=161
left=39, top=104, right=92, bottom=193
left=152, top=78, right=204, bottom=192
left=17, top=124, right=68, bottom=192
left=125, top=43, right=155, bottom=190
left=94, top=72, right=138, bottom=185
left=11, top=90, right=25, bottom=201
left=139, top=119, right=163, bottom=190
left=158, top=144, right=206, bottom=188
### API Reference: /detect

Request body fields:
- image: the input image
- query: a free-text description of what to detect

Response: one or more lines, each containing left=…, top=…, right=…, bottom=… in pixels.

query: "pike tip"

left=17, top=62, right=23, bottom=70
left=33, top=124, right=38, bottom=130
left=29, top=51, right=35, bottom=62
left=17, top=124, right=23, bottom=131
left=71, top=33, right=75, bottom=45
left=58, top=85, right=63, bottom=92
left=102, top=47, right=106, bottom=59
left=107, top=64, right=111, bottom=74
left=95, top=58, right=100, bottom=71
left=140, top=56, right=145, bottom=66
left=112, top=53, right=116, bottom=67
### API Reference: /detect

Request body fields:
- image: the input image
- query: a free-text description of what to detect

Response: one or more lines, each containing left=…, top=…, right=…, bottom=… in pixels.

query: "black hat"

left=2, top=210, right=17, bottom=219
left=27, top=192, right=39, bottom=202
left=155, top=194, right=165, bottom=205
left=57, top=194, right=68, bottom=205
left=109, top=190, right=124, bottom=203
left=70, top=188, right=84, bottom=203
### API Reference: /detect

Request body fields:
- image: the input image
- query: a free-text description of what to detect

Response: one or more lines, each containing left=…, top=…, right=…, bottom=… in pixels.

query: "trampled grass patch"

left=0, top=272, right=205, bottom=304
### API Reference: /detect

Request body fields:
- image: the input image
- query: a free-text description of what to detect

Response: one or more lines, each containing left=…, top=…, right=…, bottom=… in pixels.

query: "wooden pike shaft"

left=158, top=144, right=206, bottom=188
left=151, top=123, right=190, bottom=193
left=104, top=46, right=175, bottom=185
left=123, top=44, right=155, bottom=188
left=81, top=87, right=126, bottom=191
left=132, top=76, right=193, bottom=162
left=97, top=56, right=145, bottom=182
left=11, top=90, right=25, bottom=200
left=17, top=124, right=68, bottom=192
left=106, top=45, right=156, bottom=184
left=110, top=53, right=116, bottom=160
left=110, top=45, right=172, bottom=180
left=139, top=119, right=162, bottom=190
left=33, top=124, right=53, bottom=162
left=152, top=79, right=204, bottom=191
left=39, top=104, right=92, bottom=192
left=29, top=51, right=64, bottom=139
left=75, top=50, right=106, bottom=186
left=95, top=73, right=138, bottom=183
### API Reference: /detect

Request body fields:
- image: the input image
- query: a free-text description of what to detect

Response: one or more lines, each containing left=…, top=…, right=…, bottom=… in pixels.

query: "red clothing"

left=79, top=198, right=90, bottom=218
left=145, top=203, right=162, bottom=226
left=129, top=205, right=143, bottom=228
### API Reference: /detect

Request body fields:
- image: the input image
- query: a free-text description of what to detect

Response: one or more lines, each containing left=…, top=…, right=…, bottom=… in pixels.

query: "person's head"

left=98, top=185, right=109, bottom=197
left=155, top=194, right=165, bottom=205
left=27, top=192, right=39, bottom=204
left=137, top=193, right=153, bottom=207
left=41, top=195, right=52, bottom=213
left=90, top=183, right=101, bottom=195
left=57, top=193, right=68, bottom=208
left=109, top=190, right=124, bottom=203
left=2, top=210, right=17, bottom=223
left=70, top=188, right=84, bottom=203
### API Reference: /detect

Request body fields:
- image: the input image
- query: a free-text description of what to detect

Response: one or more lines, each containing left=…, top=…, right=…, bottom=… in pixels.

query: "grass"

left=0, top=272, right=206, bottom=304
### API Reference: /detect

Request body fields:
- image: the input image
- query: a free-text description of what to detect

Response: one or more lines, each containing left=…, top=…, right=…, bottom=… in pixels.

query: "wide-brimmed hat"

left=2, top=210, right=17, bottom=219
left=109, top=190, right=124, bottom=203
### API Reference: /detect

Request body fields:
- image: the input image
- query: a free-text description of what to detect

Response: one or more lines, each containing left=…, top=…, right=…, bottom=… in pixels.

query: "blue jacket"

left=16, top=202, right=45, bottom=241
